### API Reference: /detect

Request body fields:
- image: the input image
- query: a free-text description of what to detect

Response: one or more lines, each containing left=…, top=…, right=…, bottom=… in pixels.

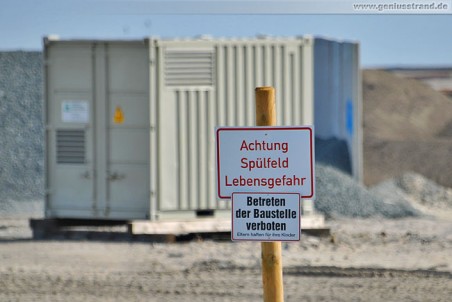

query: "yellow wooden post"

left=255, top=86, right=284, bottom=302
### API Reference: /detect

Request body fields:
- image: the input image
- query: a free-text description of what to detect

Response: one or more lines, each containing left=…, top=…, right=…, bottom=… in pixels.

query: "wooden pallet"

left=29, top=214, right=330, bottom=242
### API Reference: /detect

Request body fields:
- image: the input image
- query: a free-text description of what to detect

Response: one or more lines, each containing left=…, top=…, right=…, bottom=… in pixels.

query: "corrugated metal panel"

left=214, top=41, right=305, bottom=128
left=174, top=89, right=215, bottom=209
left=159, top=87, right=219, bottom=212
left=313, top=38, right=362, bottom=181
left=157, top=39, right=310, bottom=214
left=352, top=43, right=363, bottom=182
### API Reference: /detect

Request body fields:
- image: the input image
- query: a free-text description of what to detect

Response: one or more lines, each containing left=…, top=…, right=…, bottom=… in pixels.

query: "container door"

left=102, top=43, right=150, bottom=219
left=46, top=41, right=150, bottom=220
left=46, top=43, right=95, bottom=218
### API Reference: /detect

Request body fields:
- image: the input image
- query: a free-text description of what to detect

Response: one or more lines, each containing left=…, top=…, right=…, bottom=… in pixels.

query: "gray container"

left=44, top=36, right=361, bottom=220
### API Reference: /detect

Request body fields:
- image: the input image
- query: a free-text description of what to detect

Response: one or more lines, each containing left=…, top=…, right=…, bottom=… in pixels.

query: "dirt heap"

left=363, top=70, right=452, bottom=188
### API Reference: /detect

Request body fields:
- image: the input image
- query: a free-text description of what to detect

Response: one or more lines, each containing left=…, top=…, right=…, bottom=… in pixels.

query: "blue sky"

left=1, top=0, right=451, bottom=67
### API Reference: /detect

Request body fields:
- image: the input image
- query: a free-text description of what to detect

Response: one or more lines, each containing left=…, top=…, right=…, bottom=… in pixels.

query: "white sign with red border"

left=216, top=126, right=315, bottom=199
left=232, top=192, right=300, bottom=241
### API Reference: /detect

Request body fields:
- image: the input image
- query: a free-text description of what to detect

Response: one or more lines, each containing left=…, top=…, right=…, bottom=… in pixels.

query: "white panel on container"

left=109, top=129, right=148, bottom=162
left=106, top=42, right=150, bottom=219
left=61, top=100, right=89, bottom=123
left=46, top=42, right=95, bottom=218
left=49, top=46, right=93, bottom=91
left=108, top=45, right=148, bottom=92
left=108, top=164, right=149, bottom=211
left=53, top=166, right=93, bottom=208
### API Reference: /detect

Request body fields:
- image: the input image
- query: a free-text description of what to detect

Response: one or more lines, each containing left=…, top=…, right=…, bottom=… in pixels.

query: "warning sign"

left=216, top=126, right=315, bottom=199
left=114, top=106, right=125, bottom=124
left=232, top=192, right=300, bottom=241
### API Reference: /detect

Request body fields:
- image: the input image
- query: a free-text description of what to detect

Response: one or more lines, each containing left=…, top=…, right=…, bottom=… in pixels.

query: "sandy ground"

left=1, top=215, right=451, bottom=301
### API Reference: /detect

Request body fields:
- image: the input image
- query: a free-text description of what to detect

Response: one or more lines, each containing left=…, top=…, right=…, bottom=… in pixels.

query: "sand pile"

left=363, top=69, right=452, bottom=140
left=363, top=69, right=452, bottom=188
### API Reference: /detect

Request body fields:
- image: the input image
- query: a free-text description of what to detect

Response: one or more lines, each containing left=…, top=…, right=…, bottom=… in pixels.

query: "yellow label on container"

left=114, top=106, right=124, bottom=124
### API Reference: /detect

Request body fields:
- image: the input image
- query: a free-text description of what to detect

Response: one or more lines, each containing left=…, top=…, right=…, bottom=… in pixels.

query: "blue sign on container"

left=346, top=99, right=353, bottom=136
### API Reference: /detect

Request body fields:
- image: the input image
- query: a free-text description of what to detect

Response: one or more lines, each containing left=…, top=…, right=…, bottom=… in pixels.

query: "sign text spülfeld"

left=216, top=127, right=315, bottom=199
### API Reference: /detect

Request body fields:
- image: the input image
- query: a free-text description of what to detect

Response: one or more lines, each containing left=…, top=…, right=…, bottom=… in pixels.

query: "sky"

left=1, top=0, right=452, bottom=67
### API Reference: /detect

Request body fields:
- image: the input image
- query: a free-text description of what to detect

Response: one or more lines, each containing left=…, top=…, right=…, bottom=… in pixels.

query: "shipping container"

left=43, top=36, right=361, bottom=220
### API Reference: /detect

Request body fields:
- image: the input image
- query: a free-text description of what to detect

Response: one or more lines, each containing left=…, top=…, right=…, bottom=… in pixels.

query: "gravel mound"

left=315, top=163, right=419, bottom=218
left=0, top=199, right=43, bottom=219
left=0, top=51, right=43, bottom=201
left=371, top=172, right=452, bottom=213
left=312, top=138, right=414, bottom=218
left=397, top=173, right=452, bottom=208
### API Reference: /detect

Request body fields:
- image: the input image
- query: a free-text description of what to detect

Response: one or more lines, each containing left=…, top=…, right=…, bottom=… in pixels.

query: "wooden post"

left=255, top=86, right=284, bottom=302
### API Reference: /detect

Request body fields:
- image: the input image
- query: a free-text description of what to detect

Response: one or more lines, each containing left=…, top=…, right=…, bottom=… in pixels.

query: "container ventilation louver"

left=164, top=49, right=214, bottom=86
left=56, top=129, right=86, bottom=164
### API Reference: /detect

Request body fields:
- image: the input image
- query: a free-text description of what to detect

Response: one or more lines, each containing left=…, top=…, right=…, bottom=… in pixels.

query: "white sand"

left=1, top=214, right=451, bottom=301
